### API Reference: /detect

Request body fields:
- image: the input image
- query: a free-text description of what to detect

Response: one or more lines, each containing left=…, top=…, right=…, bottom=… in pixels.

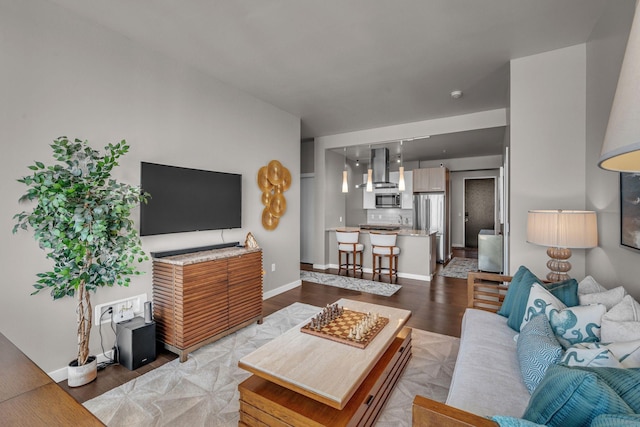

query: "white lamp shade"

left=342, top=170, right=348, bottom=193
left=366, top=169, right=373, bottom=192
left=527, top=210, right=598, bottom=249
left=599, top=3, right=640, bottom=172
left=398, top=166, right=406, bottom=192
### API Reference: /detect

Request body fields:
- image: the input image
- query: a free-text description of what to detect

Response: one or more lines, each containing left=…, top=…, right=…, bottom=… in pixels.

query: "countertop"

left=152, top=246, right=261, bottom=265
left=327, top=226, right=436, bottom=237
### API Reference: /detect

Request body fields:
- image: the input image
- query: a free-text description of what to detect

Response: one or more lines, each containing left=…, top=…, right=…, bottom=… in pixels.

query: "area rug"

left=84, top=302, right=459, bottom=427
left=438, top=257, right=478, bottom=279
left=300, top=270, right=402, bottom=296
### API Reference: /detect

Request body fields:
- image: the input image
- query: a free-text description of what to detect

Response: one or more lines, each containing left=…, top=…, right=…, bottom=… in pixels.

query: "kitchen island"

left=326, top=227, right=437, bottom=281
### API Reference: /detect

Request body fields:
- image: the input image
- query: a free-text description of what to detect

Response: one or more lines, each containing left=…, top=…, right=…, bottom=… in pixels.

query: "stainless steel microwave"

left=375, top=193, right=401, bottom=208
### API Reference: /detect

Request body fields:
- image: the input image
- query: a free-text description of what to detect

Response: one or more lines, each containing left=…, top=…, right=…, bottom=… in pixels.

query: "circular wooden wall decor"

left=258, top=160, right=290, bottom=230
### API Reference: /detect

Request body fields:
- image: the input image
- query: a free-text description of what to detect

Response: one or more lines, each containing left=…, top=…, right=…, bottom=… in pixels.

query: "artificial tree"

left=13, top=137, right=149, bottom=368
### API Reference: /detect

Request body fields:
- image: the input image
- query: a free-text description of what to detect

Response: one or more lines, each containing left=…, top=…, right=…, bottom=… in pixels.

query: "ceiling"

left=49, top=0, right=617, bottom=160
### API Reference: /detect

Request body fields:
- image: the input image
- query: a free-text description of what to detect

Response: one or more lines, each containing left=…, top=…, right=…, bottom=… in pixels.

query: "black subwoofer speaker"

left=116, top=316, right=156, bottom=370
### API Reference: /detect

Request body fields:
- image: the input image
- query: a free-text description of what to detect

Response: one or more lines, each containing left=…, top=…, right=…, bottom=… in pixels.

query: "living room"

left=2, top=1, right=640, bottom=426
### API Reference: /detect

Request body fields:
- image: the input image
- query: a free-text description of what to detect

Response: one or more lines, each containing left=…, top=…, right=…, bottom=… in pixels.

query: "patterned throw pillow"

left=521, top=283, right=606, bottom=349
left=560, top=340, right=640, bottom=368
left=516, top=314, right=563, bottom=393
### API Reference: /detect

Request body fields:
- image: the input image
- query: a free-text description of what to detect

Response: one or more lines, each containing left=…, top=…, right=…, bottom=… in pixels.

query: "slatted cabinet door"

left=178, top=259, right=229, bottom=348
left=228, top=251, right=263, bottom=326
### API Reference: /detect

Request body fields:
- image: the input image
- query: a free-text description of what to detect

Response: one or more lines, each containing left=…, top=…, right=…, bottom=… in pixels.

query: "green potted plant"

left=13, top=137, right=149, bottom=386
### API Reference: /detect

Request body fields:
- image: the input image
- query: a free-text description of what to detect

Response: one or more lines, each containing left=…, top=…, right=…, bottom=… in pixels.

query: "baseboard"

left=324, top=264, right=431, bottom=282
left=47, top=349, right=116, bottom=383
left=263, top=279, right=302, bottom=300
left=312, top=263, right=329, bottom=270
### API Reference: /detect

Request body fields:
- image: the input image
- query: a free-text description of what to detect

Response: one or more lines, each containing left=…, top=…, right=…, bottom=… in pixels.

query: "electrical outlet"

left=271, top=263, right=276, bottom=272
left=94, top=294, right=147, bottom=325
left=114, top=301, right=135, bottom=323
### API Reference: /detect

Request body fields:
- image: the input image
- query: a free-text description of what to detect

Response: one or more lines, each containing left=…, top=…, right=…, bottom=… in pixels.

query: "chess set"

left=300, top=303, right=389, bottom=349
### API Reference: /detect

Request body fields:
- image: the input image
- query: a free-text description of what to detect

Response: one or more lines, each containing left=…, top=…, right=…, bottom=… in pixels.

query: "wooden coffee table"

left=238, top=299, right=412, bottom=426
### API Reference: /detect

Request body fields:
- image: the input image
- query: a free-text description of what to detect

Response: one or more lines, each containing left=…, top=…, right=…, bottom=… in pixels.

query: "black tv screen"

left=140, top=162, right=242, bottom=236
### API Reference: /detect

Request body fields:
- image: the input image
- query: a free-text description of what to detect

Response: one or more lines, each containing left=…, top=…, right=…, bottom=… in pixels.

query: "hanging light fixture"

left=398, top=140, right=406, bottom=192
left=341, top=147, right=349, bottom=193
left=366, top=145, right=373, bottom=192
left=599, top=3, right=640, bottom=171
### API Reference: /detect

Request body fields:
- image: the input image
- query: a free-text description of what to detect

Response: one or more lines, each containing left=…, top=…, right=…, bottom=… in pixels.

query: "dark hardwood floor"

left=60, top=247, right=477, bottom=403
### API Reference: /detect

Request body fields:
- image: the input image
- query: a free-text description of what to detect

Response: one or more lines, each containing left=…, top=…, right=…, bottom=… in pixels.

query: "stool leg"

left=352, top=251, right=356, bottom=277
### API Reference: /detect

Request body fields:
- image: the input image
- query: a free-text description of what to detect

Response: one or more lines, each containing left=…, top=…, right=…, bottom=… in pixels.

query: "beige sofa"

left=413, top=272, right=519, bottom=427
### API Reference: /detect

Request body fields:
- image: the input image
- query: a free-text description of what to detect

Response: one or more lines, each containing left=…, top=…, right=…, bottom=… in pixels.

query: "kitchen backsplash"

left=366, top=208, right=413, bottom=226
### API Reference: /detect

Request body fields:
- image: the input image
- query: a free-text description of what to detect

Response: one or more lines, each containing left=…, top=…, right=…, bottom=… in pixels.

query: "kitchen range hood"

left=356, top=148, right=398, bottom=189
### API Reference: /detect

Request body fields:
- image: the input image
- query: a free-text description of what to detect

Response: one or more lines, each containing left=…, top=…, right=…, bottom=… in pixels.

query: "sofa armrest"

left=412, top=395, right=498, bottom=427
left=467, top=271, right=513, bottom=312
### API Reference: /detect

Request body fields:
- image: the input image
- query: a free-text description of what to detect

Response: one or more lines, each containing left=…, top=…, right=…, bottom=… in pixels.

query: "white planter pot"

left=67, top=356, right=97, bottom=387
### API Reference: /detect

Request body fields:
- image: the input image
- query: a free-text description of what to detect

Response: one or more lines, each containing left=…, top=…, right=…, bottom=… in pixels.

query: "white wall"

left=585, top=0, right=639, bottom=300
left=1, top=1, right=300, bottom=374
left=509, top=45, right=588, bottom=278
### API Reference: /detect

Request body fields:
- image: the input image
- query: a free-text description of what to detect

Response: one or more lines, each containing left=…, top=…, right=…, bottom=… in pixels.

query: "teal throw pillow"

left=506, top=273, right=579, bottom=332
left=523, top=364, right=640, bottom=426
left=491, top=416, right=546, bottom=427
left=498, top=266, right=538, bottom=318
left=516, top=314, right=563, bottom=393
left=591, top=413, right=640, bottom=427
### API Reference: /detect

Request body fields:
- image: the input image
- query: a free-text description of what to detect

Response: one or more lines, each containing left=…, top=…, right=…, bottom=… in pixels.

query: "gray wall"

left=585, top=0, right=639, bottom=300
left=1, top=1, right=300, bottom=374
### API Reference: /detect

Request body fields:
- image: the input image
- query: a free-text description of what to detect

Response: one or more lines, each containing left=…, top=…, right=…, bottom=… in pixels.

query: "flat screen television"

left=140, top=162, right=242, bottom=236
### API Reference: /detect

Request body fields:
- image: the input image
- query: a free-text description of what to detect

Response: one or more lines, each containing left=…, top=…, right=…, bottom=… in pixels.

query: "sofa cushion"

left=446, top=308, right=530, bottom=418
left=523, top=365, right=640, bottom=426
left=516, top=314, right=563, bottom=393
left=578, top=275, right=608, bottom=295
left=560, top=340, right=640, bottom=368
left=507, top=276, right=579, bottom=333
left=520, top=283, right=605, bottom=348
left=498, top=266, right=541, bottom=318
left=579, top=286, right=627, bottom=311
left=601, top=295, right=640, bottom=343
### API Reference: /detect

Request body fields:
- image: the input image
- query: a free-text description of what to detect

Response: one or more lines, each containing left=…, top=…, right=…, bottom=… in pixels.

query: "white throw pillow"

left=560, top=340, right=640, bottom=368
left=601, top=295, right=640, bottom=343
left=577, top=275, right=607, bottom=295
left=521, top=283, right=606, bottom=349
left=578, top=286, right=626, bottom=311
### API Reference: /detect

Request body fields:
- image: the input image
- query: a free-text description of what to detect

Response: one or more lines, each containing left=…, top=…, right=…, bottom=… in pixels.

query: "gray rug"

left=300, top=270, right=402, bottom=296
left=84, top=302, right=459, bottom=426
left=438, top=257, right=478, bottom=279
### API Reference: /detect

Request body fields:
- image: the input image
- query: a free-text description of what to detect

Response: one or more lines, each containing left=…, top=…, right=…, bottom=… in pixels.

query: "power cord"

left=97, top=308, right=119, bottom=370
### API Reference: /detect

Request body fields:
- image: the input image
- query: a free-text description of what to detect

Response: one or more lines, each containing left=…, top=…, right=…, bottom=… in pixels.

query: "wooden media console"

left=152, top=246, right=263, bottom=362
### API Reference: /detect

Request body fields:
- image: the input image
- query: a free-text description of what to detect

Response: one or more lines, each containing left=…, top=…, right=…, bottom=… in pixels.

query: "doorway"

left=300, top=175, right=315, bottom=263
left=464, top=177, right=496, bottom=248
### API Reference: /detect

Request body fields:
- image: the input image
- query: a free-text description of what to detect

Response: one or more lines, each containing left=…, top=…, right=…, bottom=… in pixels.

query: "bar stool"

left=370, top=232, right=400, bottom=283
left=336, top=230, right=364, bottom=277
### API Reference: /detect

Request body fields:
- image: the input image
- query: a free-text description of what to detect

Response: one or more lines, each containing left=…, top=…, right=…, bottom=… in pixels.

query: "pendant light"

left=398, top=140, right=406, bottom=192
left=366, top=146, right=373, bottom=192
left=341, top=147, right=349, bottom=193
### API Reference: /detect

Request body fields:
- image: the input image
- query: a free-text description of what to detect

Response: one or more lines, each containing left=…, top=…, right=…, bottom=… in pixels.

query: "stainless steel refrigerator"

left=413, top=193, right=445, bottom=263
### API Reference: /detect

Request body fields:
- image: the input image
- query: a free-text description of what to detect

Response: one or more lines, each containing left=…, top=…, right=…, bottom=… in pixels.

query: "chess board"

left=300, top=309, right=389, bottom=349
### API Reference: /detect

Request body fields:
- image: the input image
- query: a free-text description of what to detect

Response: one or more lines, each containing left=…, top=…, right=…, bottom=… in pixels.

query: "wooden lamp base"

left=545, top=247, right=572, bottom=282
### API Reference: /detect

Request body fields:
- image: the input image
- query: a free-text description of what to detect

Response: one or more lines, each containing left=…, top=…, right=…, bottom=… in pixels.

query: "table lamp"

left=527, top=210, right=598, bottom=281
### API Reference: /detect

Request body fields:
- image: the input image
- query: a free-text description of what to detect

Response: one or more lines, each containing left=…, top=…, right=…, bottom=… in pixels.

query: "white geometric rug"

left=300, top=270, right=402, bottom=296
left=84, top=302, right=459, bottom=427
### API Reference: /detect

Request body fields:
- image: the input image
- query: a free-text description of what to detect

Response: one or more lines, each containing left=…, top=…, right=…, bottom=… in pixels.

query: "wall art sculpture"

left=258, top=160, right=291, bottom=230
